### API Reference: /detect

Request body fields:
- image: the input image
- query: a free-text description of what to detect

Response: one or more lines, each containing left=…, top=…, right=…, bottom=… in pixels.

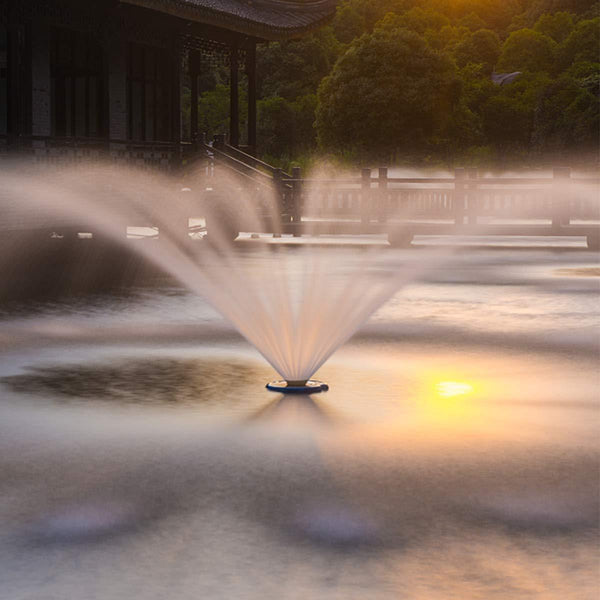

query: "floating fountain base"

left=266, top=380, right=329, bottom=394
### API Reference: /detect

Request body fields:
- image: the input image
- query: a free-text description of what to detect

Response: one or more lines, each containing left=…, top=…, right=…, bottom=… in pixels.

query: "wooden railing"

left=279, top=167, right=600, bottom=226
left=206, top=146, right=599, bottom=247
left=2, top=134, right=598, bottom=248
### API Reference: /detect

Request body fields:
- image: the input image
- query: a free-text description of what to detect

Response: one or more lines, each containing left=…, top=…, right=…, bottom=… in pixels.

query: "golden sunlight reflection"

left=435, top=380, right=474, bottom=398
left=417, top=373, right=482, bottom=427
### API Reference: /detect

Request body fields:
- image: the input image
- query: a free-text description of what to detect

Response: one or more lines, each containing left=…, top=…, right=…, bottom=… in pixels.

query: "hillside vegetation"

left=187, top=0, right=599, bottom=168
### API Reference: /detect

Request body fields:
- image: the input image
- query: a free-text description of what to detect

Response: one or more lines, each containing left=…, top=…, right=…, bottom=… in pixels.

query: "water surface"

left=0, top=245, right=598, bottom=600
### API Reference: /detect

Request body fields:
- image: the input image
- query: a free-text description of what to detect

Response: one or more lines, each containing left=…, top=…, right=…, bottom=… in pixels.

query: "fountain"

left=0, top=161, right=431, bottom=392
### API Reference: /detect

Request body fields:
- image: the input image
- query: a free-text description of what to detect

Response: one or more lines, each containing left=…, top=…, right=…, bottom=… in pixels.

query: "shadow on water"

left=0, top=357, right=262, bottom=407
left=246, top=393, right=336, bottom=426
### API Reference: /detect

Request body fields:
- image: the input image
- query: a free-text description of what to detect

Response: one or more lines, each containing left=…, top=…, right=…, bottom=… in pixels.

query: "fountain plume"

left=0, top=161, right=439, bottom=386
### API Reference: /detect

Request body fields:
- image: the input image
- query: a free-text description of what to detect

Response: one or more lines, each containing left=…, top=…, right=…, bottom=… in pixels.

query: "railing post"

left=454, top=168, right=465, bottom=227
left=202, top=133, right=214, bottom=177
left=378, top=167, right=388, bottom=224
left=292, top=166, right=302, bottom=235
left=467, top=167, right=478, bottom=226
left=361, top=168, right=371, bottom=229
left=274, top=168, right=287, bottom=224
left=553, top=167, right=571, bottom=230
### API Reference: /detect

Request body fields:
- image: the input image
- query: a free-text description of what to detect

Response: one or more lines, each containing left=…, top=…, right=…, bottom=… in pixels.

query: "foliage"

left=316, top=27, right=459, bottom=161
left=377, top=7, right=450, bottom=34
left=453, top=29, right=501, bottom=72
left=533, top=11, right=575, bottom=42
left=198, top=84, right=248, bottom=143
left=557, top=17, right=600, bottom=67
left=257, top=94, right=319, bottom=159
left=257, top=28, right=341, bottom=100
left=185, top=0, right=599, bottom=167
left=481, top=74, right=545, bottom=152
left=532, top=74, right=600, bottom=156
left=497, top=29, right=558, bottom=73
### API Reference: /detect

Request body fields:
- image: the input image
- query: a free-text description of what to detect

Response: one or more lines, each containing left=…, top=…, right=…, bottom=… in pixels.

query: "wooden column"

left=7, top=12, right=31, bottom=142
left=189, top=50, right=200, bottom=145
left=6, top=24, right=20, bottom=141
left=171, top=41, right=182, bottom=145
left=30, top=18, right=50, bottom=137
left=246, top=41, right=257, bottom=155
left=229, top=38, right=239, bottom=147
left=107, top=24, right=128, bottom=142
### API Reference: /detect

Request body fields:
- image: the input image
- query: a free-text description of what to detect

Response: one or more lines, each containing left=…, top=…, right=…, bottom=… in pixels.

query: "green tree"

left=258, top=93, right=320, bottom=161
left=458, top=12, right=487, bottom=31
left=425, top=24, right=470, bottom=52
left=482, top=96, right=532, bottom=151
left=428, top=0, right=522, bottom=31
left=258, top=96, right=295, bottom=158
left=336, top=0, right=412, bottom=32
left=533, top=11, right=575, bottom=42
left=197, top=84, right=248, bottom=142
left=332, top=1, right=366, bottom=43
left=516, top=0, right=597, bottom=27
left=557, top=17, right=600, bottom=68
left=453, top=29, right=501, bottom=73
left=257, top=28, right=341, bottom=100
left=532, top=74, right=599, bottom=157
left=481, top=72, right=551, bottom=155
left=497, top=29, right=557, bottom=72
left=377, top=7, right=450, bottom=34
left=291, top=93, right=319, bottom=154
left=316, top=27, right=459, bottom=161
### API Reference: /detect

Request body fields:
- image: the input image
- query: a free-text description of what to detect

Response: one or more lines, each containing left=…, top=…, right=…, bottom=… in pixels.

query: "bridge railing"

left=284, top=167, right=600, bottom=227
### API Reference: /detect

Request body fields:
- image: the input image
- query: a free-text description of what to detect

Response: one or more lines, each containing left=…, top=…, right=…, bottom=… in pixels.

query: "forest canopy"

left=186, top=0, right=599, bottom=168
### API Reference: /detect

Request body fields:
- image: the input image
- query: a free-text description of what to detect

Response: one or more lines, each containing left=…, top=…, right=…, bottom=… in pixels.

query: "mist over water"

left=0, top=161, right=598, bottom=599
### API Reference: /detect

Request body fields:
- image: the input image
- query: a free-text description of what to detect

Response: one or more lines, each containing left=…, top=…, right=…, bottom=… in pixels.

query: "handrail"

left=217, top=160, right=274, bottom=188
left=208, top=144, right=273, bottom=182
left=223, top=143, right=292, bottom=178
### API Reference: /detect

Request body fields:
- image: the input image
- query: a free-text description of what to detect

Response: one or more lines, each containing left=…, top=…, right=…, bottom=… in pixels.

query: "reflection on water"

left=1, top=358, right=261, bottom=407
left=0, top=248, right=598, bottom=599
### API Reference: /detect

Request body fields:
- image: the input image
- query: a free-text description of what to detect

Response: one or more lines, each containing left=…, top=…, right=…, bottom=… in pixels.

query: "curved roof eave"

left=119, top=0, right=338, bottom=41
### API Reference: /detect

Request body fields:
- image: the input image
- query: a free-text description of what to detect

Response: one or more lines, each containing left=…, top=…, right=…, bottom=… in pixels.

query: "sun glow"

left=435, top=381, right=474, bottom=398
left=416, top=374, right=481, bottom=426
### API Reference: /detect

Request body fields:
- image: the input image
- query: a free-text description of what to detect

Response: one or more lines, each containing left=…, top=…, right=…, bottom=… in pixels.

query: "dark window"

left=50, top=28, right=105, bottom=138
left=0, top=27, right=7, bottom=135
left=127, top=43, right=172, bottom=142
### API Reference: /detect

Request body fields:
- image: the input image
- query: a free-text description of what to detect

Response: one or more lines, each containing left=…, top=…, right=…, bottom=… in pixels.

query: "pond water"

left=0, top=245, right=598, bottom=600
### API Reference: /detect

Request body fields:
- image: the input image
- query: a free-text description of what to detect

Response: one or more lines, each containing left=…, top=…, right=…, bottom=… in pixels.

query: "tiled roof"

left=120, top=0, right=338, bottom=40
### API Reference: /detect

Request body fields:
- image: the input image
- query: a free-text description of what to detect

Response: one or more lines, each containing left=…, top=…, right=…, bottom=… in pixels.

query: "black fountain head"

left=266, top=380, right=329, bottom=394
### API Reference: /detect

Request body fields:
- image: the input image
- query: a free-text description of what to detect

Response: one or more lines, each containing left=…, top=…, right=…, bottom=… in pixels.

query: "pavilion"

left=0, top=0, right=337, bottom=166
